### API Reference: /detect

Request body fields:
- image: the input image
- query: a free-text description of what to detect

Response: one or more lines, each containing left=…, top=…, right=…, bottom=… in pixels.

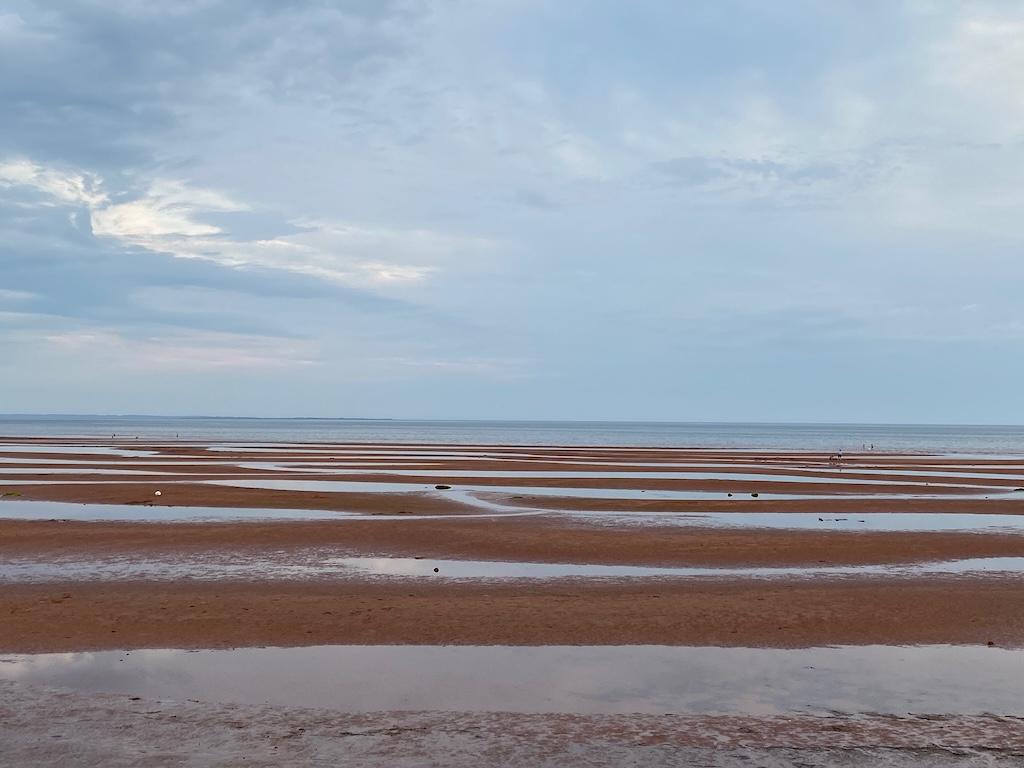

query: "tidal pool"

left=203, top=477, right=1015, bottom=500
left=1, top=644, right=1022, bottom=715
left=3, top=553, right=1023, bottom=583
left=4, top=498, right=1024, bottom=533
left=230, top=465, right=1024, bottom=487
left=0, top=499, right=540, bottom=522
left=567, top=510, right=1024, bottom=532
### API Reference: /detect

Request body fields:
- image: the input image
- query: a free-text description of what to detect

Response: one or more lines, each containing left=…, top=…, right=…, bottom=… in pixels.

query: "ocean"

left=1, top=416, right=1024, bottom=454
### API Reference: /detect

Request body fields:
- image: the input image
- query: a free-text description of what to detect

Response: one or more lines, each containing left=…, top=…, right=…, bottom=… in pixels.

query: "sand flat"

left=4, top=437, right=1024, bottom=764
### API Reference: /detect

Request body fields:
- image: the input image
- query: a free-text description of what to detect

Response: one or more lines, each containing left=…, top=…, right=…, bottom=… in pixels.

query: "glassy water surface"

left=2, top=644, right=1022, bottom=715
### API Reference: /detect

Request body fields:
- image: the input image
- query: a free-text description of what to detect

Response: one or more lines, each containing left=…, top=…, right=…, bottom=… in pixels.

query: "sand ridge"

left=3, top=439, right=1024, bottom=651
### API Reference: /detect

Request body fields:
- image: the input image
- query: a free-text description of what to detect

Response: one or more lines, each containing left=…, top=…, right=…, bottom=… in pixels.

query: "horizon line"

left=1, top=414, right=1023, bottom=429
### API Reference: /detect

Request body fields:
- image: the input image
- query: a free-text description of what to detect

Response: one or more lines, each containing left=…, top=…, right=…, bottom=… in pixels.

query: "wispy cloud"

left=90, top=180, right=246, bottom=238
left=0, top=289, right=38, bottom=303
left=0, top=158, right=106, bottom=208
left=43, top=328, right=316, bottom=372
left=374, top=355, right=530, bottom=380
left=2, top=156, right=490, bottom=291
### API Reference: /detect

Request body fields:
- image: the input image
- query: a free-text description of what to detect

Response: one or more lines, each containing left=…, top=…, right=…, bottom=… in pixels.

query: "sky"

left=1, top=1, right=1023, bottom=423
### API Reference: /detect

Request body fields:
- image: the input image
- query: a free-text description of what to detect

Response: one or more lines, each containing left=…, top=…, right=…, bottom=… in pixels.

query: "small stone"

left=154, top=490, right=162, bottom=496
left=433, top=567, right=439, bottom=573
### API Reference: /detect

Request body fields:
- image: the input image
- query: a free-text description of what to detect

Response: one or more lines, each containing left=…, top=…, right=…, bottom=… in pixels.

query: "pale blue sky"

left=1, top=1, right=1022, bottom=422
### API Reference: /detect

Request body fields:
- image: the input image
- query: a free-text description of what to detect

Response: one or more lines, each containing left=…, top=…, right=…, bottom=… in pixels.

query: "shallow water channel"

left=3, top=553, right=1024, bottom=582
left=2, top=644, right=1022, bottom=715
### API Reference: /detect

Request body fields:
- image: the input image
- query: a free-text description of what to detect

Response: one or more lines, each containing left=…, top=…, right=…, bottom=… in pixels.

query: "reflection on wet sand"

left=3, top=644, right=1023, bottom=716
left=0, top=498, right=536, bottom=522
left=203, top=477, right=1024, bottom=500
left=5, top=499, right=1024, bottom=536
left=5, top=553, right=1024, bottom=582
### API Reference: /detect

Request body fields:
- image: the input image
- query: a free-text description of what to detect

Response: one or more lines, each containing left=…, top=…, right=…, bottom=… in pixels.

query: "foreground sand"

left=3, top=681, right=1023, bottom=767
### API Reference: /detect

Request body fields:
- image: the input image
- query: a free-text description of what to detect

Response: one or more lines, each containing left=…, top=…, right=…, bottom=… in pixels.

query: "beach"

left=3, top=433, right=1024, bottom=764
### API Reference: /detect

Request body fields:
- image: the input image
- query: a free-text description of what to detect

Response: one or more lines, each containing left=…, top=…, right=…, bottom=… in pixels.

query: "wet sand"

left=0, top=481, right=474, bottom=515
left=2, top=438, right=1024, bottom=651
left=5, top=438, right=1024, bottom=764
left=6, top=517, right=1024, bottom=567
left=5, top=681, right=1023, bottom=767
left=4, top=577, right=1024, bottom=652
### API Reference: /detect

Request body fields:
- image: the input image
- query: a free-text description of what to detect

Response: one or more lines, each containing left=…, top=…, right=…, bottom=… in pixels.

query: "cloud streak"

left=2, top=155, right=488, bottom=292
left=43, top=328, right=316, bottom=372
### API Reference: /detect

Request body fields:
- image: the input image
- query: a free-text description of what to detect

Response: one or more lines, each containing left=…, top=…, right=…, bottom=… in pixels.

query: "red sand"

left=2, top=439, right=1024, bottom=651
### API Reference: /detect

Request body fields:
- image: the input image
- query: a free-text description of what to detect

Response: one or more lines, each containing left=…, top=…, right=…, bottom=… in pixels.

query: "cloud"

left=0, top=289, right=37, bottom=302
left=90, top=180, right=246, bottom=238
left=103, top=205, right=490, bottom=291
left=3, top=155, right=489, bottom=292
left=0, top=158, right=106, bottom=207
left=0, top=1, right=415, bottom=171
left=373, top=354, right=530, bottom=381
left=43, top=328, right=316, bottom=372
left=0, top=309, right=57, bottom=326
left=3, top=1, right=1024, bottom=419
left=929, top=15, right=1024, bottom=139
left=650, top=155, right=843, bottom=203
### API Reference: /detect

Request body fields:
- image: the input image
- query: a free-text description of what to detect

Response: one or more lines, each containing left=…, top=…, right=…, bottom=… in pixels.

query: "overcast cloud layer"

left=1, top=1, right=1022, bottom=422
